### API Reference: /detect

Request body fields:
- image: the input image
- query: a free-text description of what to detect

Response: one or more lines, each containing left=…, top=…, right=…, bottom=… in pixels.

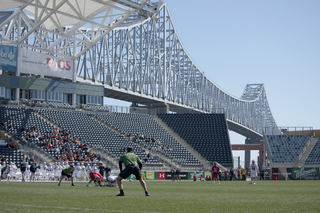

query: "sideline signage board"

left=19, top=48, right=74, bottom=80
left=292, top=167, right=319, bottom=180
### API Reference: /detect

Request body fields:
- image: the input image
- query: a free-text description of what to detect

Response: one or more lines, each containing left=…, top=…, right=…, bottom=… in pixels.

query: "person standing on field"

left=170, top=168, right=175, bottom=181
left=175, top=168, right=181, bottom=181
left=211, top=163, right=220, bottom=184
left=116, top=147, right=149, bottom=196
left=20, top=162, right=27, bottom=182
left=249, top=160, right=259, bottom=185
left=58, top=165, right=75, bottom=186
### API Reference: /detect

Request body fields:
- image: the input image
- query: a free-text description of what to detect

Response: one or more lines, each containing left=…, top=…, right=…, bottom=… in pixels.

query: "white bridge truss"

left=0, top=1, right=278, bottom=136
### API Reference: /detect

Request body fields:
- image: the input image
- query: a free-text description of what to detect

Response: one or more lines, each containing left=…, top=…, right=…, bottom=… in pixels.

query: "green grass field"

left=1, top=180, right=320, bottom=213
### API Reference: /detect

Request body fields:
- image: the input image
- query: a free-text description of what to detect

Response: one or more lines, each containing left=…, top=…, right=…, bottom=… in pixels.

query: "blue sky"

left=107, top=0, right=320, bottom=165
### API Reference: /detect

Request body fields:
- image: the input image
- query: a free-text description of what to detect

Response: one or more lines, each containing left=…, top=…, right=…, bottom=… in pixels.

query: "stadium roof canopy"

left=0, top=0, right=159, bottom=58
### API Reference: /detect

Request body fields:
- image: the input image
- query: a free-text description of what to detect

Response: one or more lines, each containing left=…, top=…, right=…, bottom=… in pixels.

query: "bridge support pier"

left=244, top=138, right=263, bottom=169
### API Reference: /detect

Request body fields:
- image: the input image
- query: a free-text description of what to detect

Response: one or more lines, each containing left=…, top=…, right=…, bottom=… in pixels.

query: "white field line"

left=0, top=202, right=169, bottom=213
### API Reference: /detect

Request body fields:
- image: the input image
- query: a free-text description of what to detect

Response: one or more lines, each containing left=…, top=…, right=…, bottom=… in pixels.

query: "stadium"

left=0, top=0, right=319, bottom=212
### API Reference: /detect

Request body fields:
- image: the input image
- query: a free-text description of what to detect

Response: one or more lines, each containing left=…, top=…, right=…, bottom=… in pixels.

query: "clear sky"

left=106, top=0, right=320, bottom=166
left=164, top=0, right=320, bottom=164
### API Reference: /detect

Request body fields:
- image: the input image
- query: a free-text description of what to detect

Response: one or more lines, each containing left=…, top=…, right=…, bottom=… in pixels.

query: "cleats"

left=116, top=193, right=125, bottom=196
left=58, top=183, right=60, bottom=186
left=145, top=191, right=149, bottom=196
left=71, top=183, right=75, bottom=186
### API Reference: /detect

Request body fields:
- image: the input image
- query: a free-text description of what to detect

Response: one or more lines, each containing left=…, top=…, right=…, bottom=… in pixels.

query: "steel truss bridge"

left=0, top=0, right=278, bottom=139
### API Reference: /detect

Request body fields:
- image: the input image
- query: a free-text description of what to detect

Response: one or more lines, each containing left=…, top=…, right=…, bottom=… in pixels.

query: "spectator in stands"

left=7, top=123, right=13, bottom=130
left=237, top=169, right=241, bottom=180
left=21, top=126, right=26, bottom=132
left=20, top=135, right=27, bottom=143
left=0, top=121, right=5, bottom=130
left=144, top=153, right=152, bottom=163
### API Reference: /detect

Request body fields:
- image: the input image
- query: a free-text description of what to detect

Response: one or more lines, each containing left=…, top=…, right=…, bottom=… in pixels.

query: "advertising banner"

left=20, top=48, right=73, bottom=79
left=146, top=172, right=154, bottom=180
left=165, top=172, right=173, bottom=180
left=158, top=171, right=166, bottom=180
left=292, top=167, right=319, bottom=180
left=188, top=172, right=204, bottom=180
left=205, top=172, right=212, bottom=179
left=179, top=172, right=188, bottom=180
left=0, top=44, right=17, bottom=72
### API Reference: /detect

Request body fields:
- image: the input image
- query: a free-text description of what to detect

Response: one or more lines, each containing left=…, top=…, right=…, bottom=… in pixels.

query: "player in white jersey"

left=3, top=165, right=10, bottom=183
left=12, top=163, right=17, bottom=181
left=61, top=162, right=67, bottom=170
left=41, top=162, right=47, bottom=181
left=75, top=163, right=81, bottom=181
left=9, top=163, right=17, bottom=181
left=26, top=164, right=31, bottom=180
left=91, top=164, right=98, bottom=173
left=106, top=175, right=118, bottom=187
left=53, top=162, right=59, bottom=181
left=249, top=160, right=259, bottom=185
left=85, top=163, right=91, bottom=181
left=0, top=162, right=4, bottom=182
left=47, top=163, right=54, bottom=181
left=0, top=162, right=3, bottom=182
left=80, top=163, right=85, bottom=181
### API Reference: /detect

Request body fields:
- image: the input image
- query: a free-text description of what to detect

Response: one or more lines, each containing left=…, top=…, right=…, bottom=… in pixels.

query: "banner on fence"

left=292, top=167, right=319, bottom=180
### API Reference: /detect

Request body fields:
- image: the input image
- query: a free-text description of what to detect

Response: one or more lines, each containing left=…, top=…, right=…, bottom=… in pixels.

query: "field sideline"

left=1, top=180, right=320, bottom=213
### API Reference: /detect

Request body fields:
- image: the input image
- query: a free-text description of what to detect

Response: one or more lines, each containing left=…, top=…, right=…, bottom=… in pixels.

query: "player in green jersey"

left=58, top=164, right=75, bottom=186
left=116, top=147, right=149, bottom=196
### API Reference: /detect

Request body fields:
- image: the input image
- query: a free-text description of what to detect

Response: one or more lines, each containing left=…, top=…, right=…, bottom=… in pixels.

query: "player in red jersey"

left=86, top=171, right=104, bottom=187
left=211, top=162, right=220, bottom=184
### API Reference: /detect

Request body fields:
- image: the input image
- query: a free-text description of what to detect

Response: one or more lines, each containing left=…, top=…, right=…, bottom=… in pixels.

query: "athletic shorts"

left=251, top=173, right=257, bottom=178
left=212, top=173, right=219, bottom=179
left=119, top=165, right=141, bottom=180
left=61, top=171, right=72, bottom=178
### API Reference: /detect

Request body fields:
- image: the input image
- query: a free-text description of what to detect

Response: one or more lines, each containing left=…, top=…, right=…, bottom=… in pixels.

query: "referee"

left=116, top=147, right=149, bottom=196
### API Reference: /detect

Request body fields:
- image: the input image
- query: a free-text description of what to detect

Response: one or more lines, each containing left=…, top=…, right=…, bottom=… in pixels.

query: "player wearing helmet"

left=211, top=162, right=220, bottom=184
left=86, top=171, right=104, bottom=187
left=249, top=160, right=259, bottom=185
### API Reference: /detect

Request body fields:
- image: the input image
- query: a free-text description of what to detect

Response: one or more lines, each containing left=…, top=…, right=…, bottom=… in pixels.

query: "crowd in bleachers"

left=1, top=104, right=238, bottom=168
left=95, top=113, right=201, bottom=167
left=130, top=133, right=172, bottom=151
